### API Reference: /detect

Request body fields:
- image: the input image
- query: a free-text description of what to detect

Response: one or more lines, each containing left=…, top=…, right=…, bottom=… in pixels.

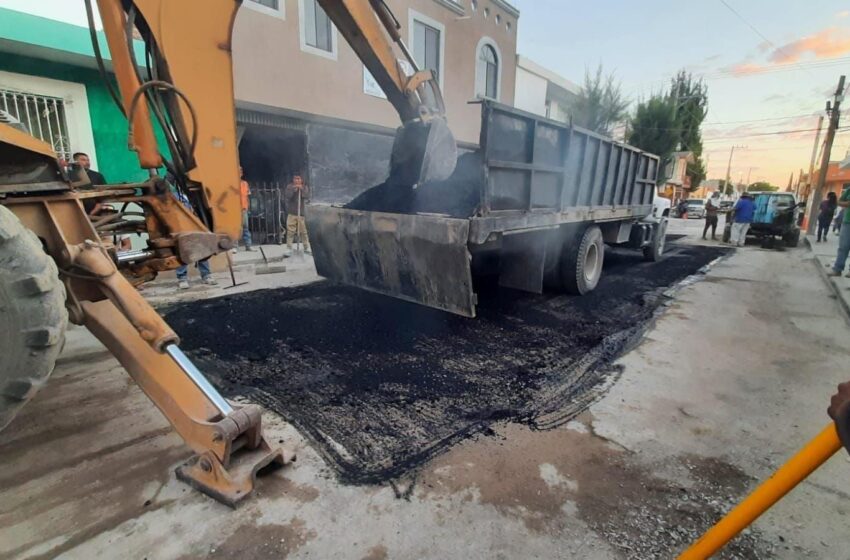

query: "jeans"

left=817, top=219, right=831, bottom=242
left=286, top=215, right=310, bottom=250
left=241, top=209, right=252, bottom=248
left=703, top=215, right=718, bottom=239
left=731, top=222, right=750, bottom=246
left=177, top=258, right=211, bottom=280
left=833, top=224, right=850, bottom=273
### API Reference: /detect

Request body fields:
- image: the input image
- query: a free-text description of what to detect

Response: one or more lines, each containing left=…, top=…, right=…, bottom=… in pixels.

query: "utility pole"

left=724, top=145, right=746, bottom=195
left=806, top=75, right=845, bottom=235
left=795, top=167, right=804, bottom=199
left=746, top=167, right=753, bottom=188
left=804, top=115, right=825, bottom=199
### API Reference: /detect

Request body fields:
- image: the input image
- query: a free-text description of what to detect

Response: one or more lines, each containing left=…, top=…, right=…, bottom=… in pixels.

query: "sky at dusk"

left=512, top=0, right=850, bottom=187
left=2, top=0, right=847, bottom=187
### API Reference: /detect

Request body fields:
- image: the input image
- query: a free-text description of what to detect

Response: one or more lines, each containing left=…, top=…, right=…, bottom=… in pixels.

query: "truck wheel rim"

left=584, top=243, right=599, bottom=283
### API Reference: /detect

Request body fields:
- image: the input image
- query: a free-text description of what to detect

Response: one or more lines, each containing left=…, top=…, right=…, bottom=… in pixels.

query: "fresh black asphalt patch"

left=164, top=243, right=729, bottom=484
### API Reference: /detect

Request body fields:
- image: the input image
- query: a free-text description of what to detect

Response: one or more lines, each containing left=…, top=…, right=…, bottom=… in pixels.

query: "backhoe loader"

left=0, top=0, right=456, bottom=506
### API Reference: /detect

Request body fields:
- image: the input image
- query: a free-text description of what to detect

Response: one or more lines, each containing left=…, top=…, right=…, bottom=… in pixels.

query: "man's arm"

left=829, top=382, right=850, bottom=454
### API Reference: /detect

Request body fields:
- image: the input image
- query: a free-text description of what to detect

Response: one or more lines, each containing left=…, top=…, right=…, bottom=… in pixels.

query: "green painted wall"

left=0, top=8, right=164, bottom=183
left=0, top=7, right=146, bottom=66
left=0, top=55, right=132, bottom=182
left=1, top=54, right=168, bottom=183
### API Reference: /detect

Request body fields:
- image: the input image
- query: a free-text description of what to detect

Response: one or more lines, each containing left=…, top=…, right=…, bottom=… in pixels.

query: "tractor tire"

left=0, top=205, right=67, bottom=431
left=643, top=219, right=668, bottom=262
left=562, top=225, right=604, bottom=295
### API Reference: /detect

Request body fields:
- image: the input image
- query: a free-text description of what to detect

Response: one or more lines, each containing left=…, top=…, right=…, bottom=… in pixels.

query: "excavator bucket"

left=388, top=117, right=458, bottom=187
left=307, top=205, right=477, bottom=317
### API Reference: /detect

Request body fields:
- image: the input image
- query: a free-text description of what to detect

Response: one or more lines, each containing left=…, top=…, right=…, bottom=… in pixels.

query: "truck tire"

left=784, top=229, right=801, bottom=248
left=643, top=219, right=668, bottom=262
left=0, top=205, right=67, bottom=431
left=562, top=225, right=604, bottom=295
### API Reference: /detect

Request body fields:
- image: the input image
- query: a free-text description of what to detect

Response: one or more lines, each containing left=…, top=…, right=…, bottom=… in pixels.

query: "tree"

left=627, top=94, right=678, bottom=167
left=717, top=179, right=736, bottom=195
left=747, top=181, right=779, bottom=192
left=627, top=70, right=709, bottom=187
left=671, top=71, right=709, bottom=187
left=569, top=65, right=629, bottom=136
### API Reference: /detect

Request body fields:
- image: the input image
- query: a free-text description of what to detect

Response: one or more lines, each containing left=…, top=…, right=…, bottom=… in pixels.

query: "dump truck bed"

left=309, top=101, right=660, bottom=317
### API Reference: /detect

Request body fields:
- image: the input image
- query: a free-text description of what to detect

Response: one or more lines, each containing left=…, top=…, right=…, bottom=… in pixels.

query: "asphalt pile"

left=345, top=152, right=483, bottom=217
left=164, top=243, right=729, bottom=484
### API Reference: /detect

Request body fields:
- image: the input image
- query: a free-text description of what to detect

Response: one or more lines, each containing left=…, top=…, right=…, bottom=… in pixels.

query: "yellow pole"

left=678, top=424, right=842, bottom=560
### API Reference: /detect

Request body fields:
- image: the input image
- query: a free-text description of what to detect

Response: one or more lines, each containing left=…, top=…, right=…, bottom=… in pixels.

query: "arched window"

left=476, top=43, right=499, bottom=99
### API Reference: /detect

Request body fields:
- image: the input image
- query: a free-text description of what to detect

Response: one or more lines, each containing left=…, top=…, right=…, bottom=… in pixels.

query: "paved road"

left=1, top=219, right=848, bottom=559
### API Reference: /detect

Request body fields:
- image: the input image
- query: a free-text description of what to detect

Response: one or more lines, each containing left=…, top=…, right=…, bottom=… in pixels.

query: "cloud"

left=838, top=10, right=850, bottom=18
left=762, top=93, right=786, bottom=102
left=716, top=26, right=850, bottom=78
left=768, top=27, right=850, bottom=64
left=725, top=62, right=765, bottom=76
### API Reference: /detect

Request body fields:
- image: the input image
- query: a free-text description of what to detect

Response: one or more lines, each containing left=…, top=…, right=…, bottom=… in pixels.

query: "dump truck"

left=309, top=100, right=667, bottom=317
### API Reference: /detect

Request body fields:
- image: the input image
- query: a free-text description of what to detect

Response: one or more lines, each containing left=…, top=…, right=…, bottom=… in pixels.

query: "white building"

left=513, top=55, right=579, bottom=122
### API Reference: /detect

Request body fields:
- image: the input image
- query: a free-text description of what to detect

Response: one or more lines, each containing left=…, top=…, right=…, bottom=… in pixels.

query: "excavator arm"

left=97, top=0, right=455, bottom=249
left=318, top=0, right=458, bottom=186
left=0, top=0, right=459, bottom=506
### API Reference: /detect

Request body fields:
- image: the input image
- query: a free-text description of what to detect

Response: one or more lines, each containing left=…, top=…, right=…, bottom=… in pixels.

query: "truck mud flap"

left=307, top=205, right=477, bottom=318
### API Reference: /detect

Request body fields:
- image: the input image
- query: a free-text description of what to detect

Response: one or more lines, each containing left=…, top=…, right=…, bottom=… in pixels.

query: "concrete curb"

left=804, top=236, right=850, bottom=326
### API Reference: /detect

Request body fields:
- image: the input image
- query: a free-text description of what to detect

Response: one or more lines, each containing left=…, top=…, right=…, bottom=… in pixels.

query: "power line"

left=706, top=113, right=830, bottom=125
left=717, top=0, right=817, bottom=80
left=703, top=125, right=850, bottom=142
left=700, top=57, right=850, bottom=80
left=632, top=113, right=828, bottom=132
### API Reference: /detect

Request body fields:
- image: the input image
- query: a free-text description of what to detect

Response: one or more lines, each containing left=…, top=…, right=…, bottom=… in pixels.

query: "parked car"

left=685, top=198, right=706, bottom=219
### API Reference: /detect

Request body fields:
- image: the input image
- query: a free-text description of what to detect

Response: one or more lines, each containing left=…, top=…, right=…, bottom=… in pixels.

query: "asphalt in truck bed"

left=164, top=242, right=729, bottom=484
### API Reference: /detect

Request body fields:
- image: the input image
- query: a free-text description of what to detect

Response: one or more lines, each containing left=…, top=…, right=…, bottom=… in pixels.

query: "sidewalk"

left=230, top=243, right=290, bottom=266
left=805, top=231, right=850, bottom=321
left=141, top=244, right=321, bottom=306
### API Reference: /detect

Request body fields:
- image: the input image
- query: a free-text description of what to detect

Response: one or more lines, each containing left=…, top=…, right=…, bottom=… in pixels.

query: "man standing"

left=73, top=152, right=132, bottom=250
left=827, top=185, right=850, bottom=277
left=703, top=196, right=720, bottom=240
left=677, top=199, right=689, bottom=219
left=240, top=166, right=255, bottom=251
left=73, top=152, right=106, bottom=186
left=730, top=193, right=755, bottom=247
left=284, top=174, right=311, bottom=256
left=170, top=184, right=217, bottom=290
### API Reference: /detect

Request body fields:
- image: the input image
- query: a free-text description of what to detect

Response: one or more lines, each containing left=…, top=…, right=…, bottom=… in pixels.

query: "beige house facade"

left=231, top=0, right=519, bottom=207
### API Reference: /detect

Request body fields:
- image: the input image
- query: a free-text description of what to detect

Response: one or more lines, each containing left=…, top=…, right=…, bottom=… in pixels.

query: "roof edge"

left=492, top=0, right=520, bottom=18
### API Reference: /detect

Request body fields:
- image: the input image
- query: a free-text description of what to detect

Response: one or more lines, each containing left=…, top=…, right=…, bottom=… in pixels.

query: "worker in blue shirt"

left=730, top=193, right=755, bottom=247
